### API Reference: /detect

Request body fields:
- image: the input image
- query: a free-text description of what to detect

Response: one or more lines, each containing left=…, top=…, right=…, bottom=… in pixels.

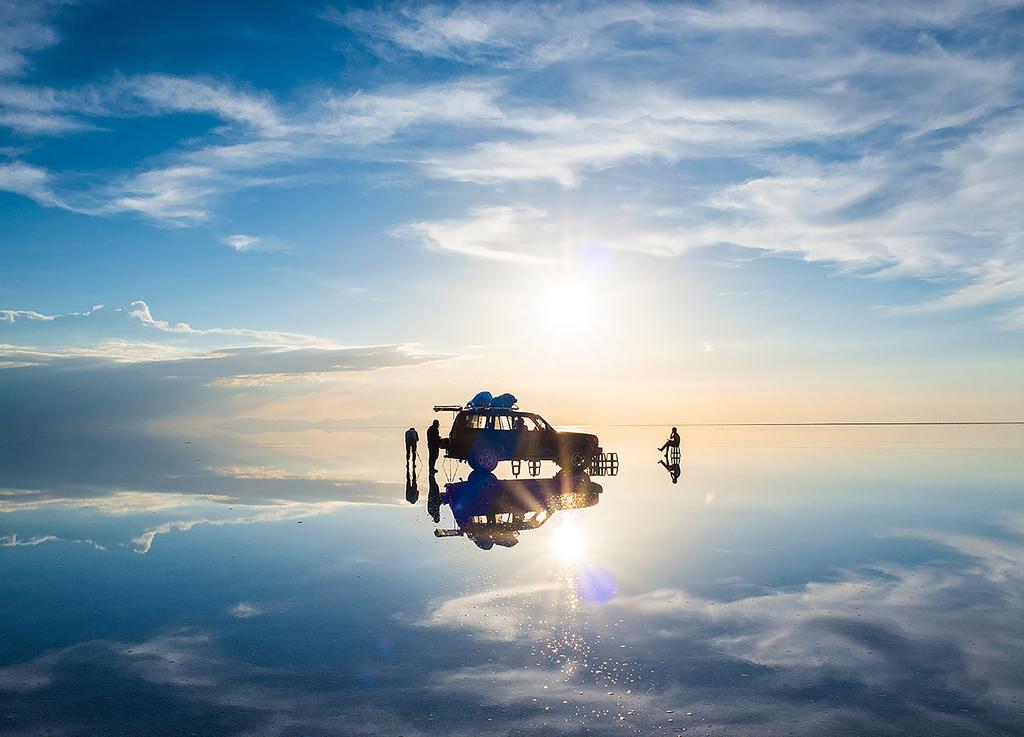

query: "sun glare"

left=550, top=518, right=587, bottom=564
left=534, top=274, right=605, bottom=345
left=541, top=276, right=592, bottom=320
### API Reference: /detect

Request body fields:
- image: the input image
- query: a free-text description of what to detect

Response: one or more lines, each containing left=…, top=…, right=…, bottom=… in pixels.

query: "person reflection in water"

left=406, top=465, right=419, bottom=504
left=658, top=427, right=680, bottom=454
left=427, top=472, right=441, bottom=523
left=405, top=426, right=419, bottom=465
left=659, top=456, right=681, bottom=484
left=427, top=419, right=441, bottom=472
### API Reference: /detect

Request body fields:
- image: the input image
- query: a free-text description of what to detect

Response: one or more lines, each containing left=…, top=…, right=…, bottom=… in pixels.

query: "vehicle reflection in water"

left=430, top=470, right=602, bottom=550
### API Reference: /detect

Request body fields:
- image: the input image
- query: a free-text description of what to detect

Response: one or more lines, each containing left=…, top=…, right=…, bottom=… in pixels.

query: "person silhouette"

left=405, top=426, right=419, bottom=465
left=427, top=419, right=441, bottom=472
left=658, top=427, right=680, bottom=453
left=659, top=457, right=681, bottom=484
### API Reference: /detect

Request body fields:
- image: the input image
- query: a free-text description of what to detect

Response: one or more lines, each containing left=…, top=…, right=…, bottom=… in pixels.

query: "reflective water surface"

left=2, top=426, right=1023, bottom=736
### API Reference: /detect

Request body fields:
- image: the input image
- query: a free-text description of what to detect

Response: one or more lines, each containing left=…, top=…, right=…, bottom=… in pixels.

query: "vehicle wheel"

left=470, top=447, right=499, bottom=472
left=565, top=446, right=592, bottom=471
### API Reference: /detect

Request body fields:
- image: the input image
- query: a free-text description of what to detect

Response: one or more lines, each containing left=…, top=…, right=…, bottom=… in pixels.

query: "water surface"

left=2, top=426, right=1023, bottom=736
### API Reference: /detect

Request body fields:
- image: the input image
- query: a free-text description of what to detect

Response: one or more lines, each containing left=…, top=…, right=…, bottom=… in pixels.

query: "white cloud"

left=697, top=113, right=1024, bottom=317
left=2, top=300, right=452, bottom=379
left=396, top=203, right=702, bottom=262
left=123, top=74, right=283, bottom=133
left=1, top=304, right=103, bottom=325
left=0, top=73, right=284, bottom=137
left=415, top=582, right=558, bottom=641
left=0, top=649, right=59, bottom=692
left=413, top=519, right=1024, bottom=730
left=105, top=165, right=223, bottom=224
left=221, top=234, right=261, bottom=252
left=0, top=1, right=60, bottom=78
left=2, top=0, right=1023, bottom=330
left=333, top=1, right=1019, bottom=70
left=0, top=532, right=57, bottom=546
left=129, top=501, right=352, bottom=554
left=219, top=233, right=286, bottom=253
left=0, top=109, right=96, bottom=134
left=310, top=81, right=503, bottom=143
left=333, top=1, right=822, bottom=67
left=125, top=299, right=318, bottom=344
left=0, top=308, right=57, bottom=323
left=0, top=161, right=63, bottom=208
left=406, top=106, right=1024, bottom=323
left=395, top=205, right=558, bottom=263
left=229, top=601, right=264, bottom=618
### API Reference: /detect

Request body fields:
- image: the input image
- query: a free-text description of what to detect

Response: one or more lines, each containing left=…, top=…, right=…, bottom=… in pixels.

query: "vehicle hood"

left=560, top=431, right=601, bottom=448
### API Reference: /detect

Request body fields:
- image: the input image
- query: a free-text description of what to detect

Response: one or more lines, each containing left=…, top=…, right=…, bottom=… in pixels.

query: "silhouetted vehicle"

left=434, top=406, right=601, bottom=472
left=435, top=469, right=602, bottom=549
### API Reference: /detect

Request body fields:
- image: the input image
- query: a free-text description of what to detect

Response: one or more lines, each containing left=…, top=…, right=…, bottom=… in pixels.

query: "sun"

left=541, top=276, right=592, bottom=318
left=536, top=275, right=598, bottom=340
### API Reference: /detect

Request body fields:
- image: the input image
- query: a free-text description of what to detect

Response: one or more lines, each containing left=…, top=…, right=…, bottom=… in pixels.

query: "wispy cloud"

left=0, top=161, right=64, bottom=208
left=0, top=304, right=103, bottom=324
left=221, top=233, right=263, bottom=252
left=0, top=1, right=60, bottom=78
left=0, top=532, right=57, bottom=546
left=395, top=205, right=558, bottom=263
left=3, top=0, right=1024, bottom=327
left=229, top=601, right=264, bottom=618
left=129, top=500, right=354, bottom=553
left=218, top=233, right=289, bottom=253
left=125, top=299, right=317, bottom=344
left=0, top=308, right=56, bottom=323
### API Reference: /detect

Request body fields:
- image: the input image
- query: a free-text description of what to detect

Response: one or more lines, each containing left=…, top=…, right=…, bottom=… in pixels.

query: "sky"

left=2, top=0, right=1024, bottom=474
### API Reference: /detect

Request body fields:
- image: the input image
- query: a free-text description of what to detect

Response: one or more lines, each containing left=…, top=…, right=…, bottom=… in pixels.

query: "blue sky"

left=2, top=0, right=1023, bottom=458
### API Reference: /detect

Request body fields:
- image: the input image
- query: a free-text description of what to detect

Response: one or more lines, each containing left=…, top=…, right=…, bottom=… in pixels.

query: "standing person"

left=427, top=419, right=442, bottom=472
left=405, top=426, right=419, bottom=465
left=658, top=427, right=680, bottom=453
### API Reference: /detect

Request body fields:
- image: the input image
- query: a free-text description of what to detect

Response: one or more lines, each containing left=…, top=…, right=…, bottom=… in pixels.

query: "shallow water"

left=2, top=426, right=1023, bottom=736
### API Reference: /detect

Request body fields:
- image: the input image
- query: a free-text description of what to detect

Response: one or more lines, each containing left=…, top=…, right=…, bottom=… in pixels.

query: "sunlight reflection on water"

left=1, top=426, right=1022, bottom=736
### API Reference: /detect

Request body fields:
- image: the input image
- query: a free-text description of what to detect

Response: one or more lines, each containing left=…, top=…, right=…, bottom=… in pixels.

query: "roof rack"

left=433, top=404, right=521, bottom=412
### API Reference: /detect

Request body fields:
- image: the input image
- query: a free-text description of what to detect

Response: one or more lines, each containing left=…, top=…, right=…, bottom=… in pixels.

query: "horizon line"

left=277, top=420, right=1024, bottom=429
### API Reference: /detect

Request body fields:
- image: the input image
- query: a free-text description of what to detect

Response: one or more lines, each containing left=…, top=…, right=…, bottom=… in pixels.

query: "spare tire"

left=566, top=446, right=592, bottom=471
left=469, top=446, right=499, bottom=472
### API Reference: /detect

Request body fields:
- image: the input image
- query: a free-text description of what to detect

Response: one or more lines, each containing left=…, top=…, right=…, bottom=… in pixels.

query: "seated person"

left=658, top=427, right=681, bottom=452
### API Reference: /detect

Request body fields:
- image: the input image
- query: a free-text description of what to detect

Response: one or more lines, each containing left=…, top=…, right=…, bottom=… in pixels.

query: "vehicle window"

left=526, top=415, right=548, bottom=431
left=464, top=414, right=487, bottom=429
left=509, top=415, right=535, bottom=431
left=493, top=415, right=514, bottom=431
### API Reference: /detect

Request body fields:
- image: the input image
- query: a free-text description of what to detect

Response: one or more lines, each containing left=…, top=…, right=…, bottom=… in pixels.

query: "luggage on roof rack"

left=491, top=392, right=517, bottom=409
left=467, top=391, right=493, bottom=408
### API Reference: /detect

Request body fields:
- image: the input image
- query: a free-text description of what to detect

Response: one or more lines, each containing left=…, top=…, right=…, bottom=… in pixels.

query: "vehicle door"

left=454, top=411, right=487, bottom=455
left=514, top=414, right=547, bottom=458
left=531, top=414, right=559, bottom=458
left=490, top=412, right=517, bottom=457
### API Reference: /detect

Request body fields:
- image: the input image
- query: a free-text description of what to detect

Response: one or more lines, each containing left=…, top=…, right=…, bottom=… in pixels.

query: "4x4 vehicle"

left=437, top=407, right=601, bottom=472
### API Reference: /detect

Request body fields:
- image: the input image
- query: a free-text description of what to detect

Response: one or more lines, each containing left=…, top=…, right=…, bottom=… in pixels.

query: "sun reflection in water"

left=549, top=516, right=588, bottom=564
